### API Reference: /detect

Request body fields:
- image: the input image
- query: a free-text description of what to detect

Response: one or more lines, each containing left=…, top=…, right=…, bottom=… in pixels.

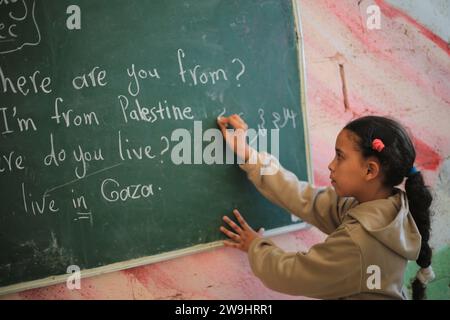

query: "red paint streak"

left=412, top=137, right=442, bottom=171
left=346, top=90, right=443, bottom=172
left=123, top=263, right=188, bottom=298
left=307, top=70, right=443, bottom=175
left=19, top=290, right=47, bottom=300
left=18, top=284, right=70, bottom=300
left=375, top=0, right=450, bottom=56
left=144, top=264, right=181, bottom=291
left=322, top=0, right=450, bottom=105
left=78, top=279, right=99, bottom=300
left=122, top=266, right=153, bottom=288
left=345, top=88, right=443, bottom=172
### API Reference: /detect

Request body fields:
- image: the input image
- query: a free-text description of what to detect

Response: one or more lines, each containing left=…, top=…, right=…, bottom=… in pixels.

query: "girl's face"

left=328, top=129, right=369, bottom=198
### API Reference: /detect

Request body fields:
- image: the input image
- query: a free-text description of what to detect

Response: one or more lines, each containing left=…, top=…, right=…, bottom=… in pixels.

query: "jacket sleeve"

left=239, top=149, right=346, bottom=234
left=247, top=227, right=362, bottom=299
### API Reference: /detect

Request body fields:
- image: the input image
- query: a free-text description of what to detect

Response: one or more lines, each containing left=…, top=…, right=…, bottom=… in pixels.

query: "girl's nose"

left=328, top=160, right=334, bottom=172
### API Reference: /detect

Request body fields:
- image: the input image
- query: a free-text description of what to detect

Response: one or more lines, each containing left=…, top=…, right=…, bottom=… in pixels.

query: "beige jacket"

left=239, top=151, right=422, bottom=300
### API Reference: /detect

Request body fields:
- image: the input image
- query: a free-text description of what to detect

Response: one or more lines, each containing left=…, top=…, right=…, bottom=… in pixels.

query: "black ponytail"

left=405, top=171, right=433, bottom=299
left=344, top=116, right=433, bottom=299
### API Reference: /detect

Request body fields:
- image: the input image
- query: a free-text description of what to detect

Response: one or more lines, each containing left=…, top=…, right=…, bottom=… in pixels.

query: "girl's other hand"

left=220, top=209, right=264, bottom=252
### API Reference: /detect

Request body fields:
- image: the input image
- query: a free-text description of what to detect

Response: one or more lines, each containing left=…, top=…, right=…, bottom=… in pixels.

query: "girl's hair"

left=344, top=116, right=433, bottom=300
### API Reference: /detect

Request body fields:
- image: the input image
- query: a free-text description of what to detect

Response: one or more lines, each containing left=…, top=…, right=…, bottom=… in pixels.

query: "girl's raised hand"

left=220, top=209, right=264, bottom=252
left=217, top=114, right=250, bottom=162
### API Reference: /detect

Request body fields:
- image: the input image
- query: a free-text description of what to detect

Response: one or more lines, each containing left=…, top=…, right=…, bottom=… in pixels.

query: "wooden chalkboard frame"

left=0, top=0, right=313, bottom=296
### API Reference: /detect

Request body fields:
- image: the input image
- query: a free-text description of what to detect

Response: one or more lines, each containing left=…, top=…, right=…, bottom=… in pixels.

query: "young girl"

left=217, top=114, right=434, bottom=300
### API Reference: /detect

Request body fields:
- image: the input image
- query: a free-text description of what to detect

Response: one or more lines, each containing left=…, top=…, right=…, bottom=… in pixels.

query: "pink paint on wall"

left=376, top=0, right=450, bottom=56
left=2, top=0, right=449, bottom=300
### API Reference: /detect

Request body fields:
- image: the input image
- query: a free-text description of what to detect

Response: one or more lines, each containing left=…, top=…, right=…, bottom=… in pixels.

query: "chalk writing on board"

left=21, top=182, right=59, bottom=216
left=118, top=96, right=195, bottom=124
left=177, top=48, right=246, bottom=87
left=126, top=63, right=160, bottom=97
left=72, top=66, right=108, bottom=90
left=100, top=178, right=155, bottom=203
left=0, top=106, right=38, bottom=135
left=52, top=97, right=100, bottom=128
left=0, top=0, right=41, bottom=55
left=71, top=190, right=93, bottom=225
left=0, top=0, right=308, bottom=290
left=2, top=47, right=298, bottom=228
left=0, top=150, right=25, bottom=174
left=0, top=66, right=52, bottom=95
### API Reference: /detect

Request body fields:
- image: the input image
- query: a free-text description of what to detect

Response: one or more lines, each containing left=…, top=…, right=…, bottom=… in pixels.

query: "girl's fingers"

left=229, top=115, right=246, bottom=130
left=220, top=226, right=240, bottom=241
left=223, top=216, right=243, bottom=234
left=233, top=209, right=249, bottom=230
left=231, top=114, right=248, bottom=130
left=217, top=116, right=229, bottom=126
left=218, top=115, right=248, bottom=131
left=218, top=115, right=229, bottom=122
left=217, top=118, right=228, bottom=131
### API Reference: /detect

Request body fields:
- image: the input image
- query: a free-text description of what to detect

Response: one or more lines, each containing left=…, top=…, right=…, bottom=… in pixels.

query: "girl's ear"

left=366, top=159, right=381, bottom=181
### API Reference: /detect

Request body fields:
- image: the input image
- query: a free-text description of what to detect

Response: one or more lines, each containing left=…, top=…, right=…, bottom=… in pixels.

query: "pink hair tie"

left=372, top=138, right=385, bottom=152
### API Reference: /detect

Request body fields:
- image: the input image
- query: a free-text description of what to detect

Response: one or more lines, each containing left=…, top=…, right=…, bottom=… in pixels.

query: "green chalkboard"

left=0, top=0, right=310, bottom=292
